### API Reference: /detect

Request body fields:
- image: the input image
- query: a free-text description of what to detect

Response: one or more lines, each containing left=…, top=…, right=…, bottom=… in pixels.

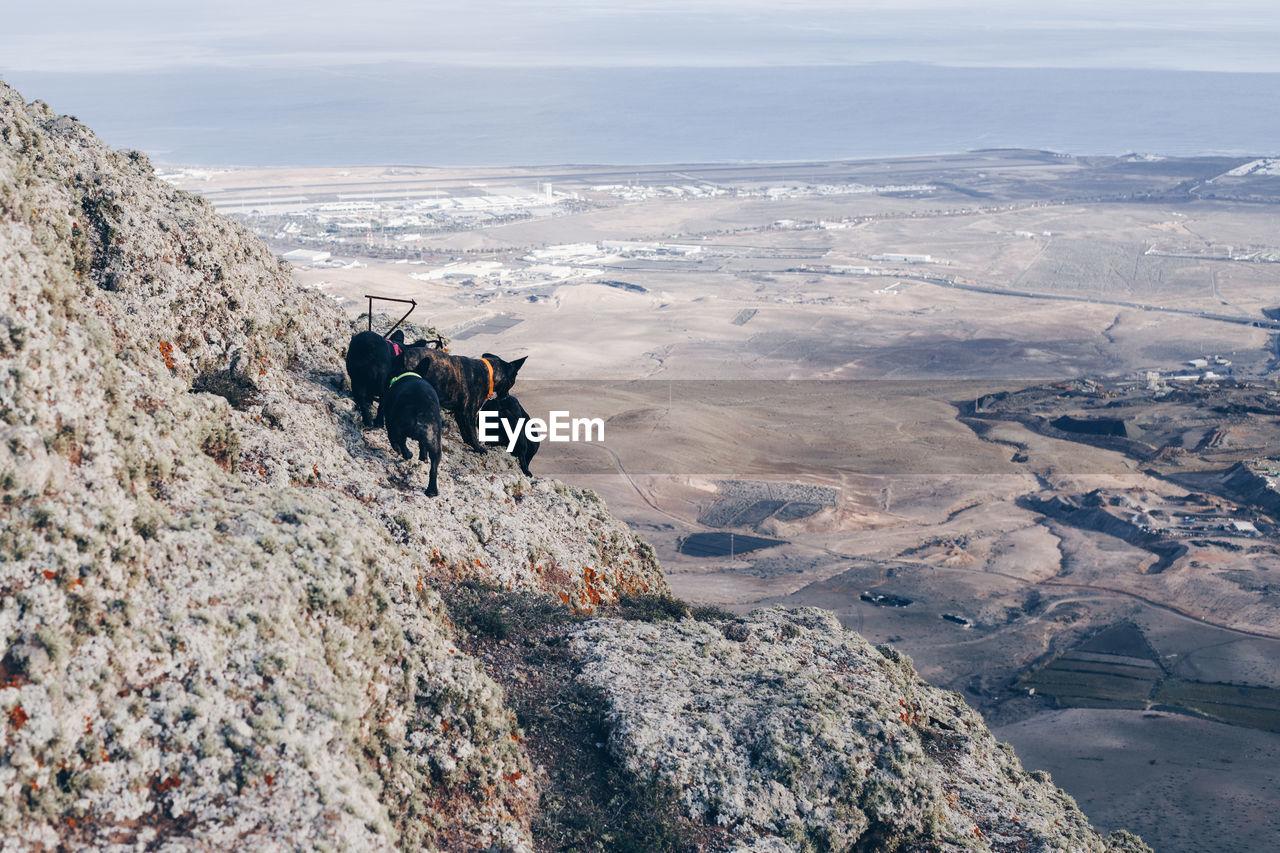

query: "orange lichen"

left=158, top=341, right=175, bottom=371
left=8, top=705, right=29, bottom=731
left=569, top=566, right=616, bottom=614
left=153, top=775, right=182, bottom=793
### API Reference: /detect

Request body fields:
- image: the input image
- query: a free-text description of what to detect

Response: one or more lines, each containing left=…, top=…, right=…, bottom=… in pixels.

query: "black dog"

left=345, top=330, right=441, bottom=428
left=401, top=348, right=527, bottom=452
left=346, top=329, right=407, bottom=428
left=480, top=394, right=539, bottom=476
left=382, top=371, right=442, bottom=497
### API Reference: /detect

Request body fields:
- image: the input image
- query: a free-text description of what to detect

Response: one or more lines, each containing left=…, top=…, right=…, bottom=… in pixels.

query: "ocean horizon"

left=3, top=63, right=1278, bottom=167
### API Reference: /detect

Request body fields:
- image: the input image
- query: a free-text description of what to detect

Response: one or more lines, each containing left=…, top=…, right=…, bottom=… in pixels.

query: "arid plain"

left=170, top=151, right=1280, bottom=851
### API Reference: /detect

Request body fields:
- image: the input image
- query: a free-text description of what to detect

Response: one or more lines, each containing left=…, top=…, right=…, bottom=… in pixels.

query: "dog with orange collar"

left=401, top=346, right=527, bottom=452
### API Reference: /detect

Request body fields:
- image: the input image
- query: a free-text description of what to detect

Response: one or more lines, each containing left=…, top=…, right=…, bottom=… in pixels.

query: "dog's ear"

left=410, top=338, right=428, bottom=347
left=389, top=330, right=406, bottom=343
left=484, top=353, right=526, bottom=375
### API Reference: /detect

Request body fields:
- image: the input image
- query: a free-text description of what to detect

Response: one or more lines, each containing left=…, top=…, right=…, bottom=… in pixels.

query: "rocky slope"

left=0, top=83, right=1146, bottom=851
left=0, top=83, right=659, bottom=850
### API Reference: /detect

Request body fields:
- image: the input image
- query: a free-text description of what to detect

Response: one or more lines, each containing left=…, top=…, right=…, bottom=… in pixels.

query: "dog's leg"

left=388, top=422, right=412, bottom=460
left=423, top=430, right=441, bottom=498
left=356, top=388, right=375, bottom=428
left=457, top=405, right=488, bottom=453
left=513, top=435, right=532, bottom=476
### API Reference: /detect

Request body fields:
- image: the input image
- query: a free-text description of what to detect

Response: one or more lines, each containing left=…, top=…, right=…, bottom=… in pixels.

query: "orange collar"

left=480, top=357, right=495, bottom=400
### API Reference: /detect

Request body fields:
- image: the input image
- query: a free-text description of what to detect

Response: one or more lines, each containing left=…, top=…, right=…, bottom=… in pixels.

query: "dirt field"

left=996, top=709, right=1280, bottom=853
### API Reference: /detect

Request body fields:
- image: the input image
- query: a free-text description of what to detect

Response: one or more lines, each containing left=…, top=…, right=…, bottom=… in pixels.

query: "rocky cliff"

left=0, top=83, right=1147, bottom=851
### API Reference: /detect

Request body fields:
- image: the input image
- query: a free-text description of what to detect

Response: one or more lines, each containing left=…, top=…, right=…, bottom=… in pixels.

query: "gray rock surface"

left=573, top=608, right=1151, bottom=852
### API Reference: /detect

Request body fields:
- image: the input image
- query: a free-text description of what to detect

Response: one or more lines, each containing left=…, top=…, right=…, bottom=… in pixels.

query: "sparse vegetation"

left=440, top=581, right=721, bottom=851
left=610, top=593, right=733, bottom=624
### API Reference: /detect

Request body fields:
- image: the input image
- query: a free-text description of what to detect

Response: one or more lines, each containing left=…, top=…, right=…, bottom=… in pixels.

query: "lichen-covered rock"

left=0, top=82, right=660, bottom=849
left=572, top=608, right=1152, bottom=852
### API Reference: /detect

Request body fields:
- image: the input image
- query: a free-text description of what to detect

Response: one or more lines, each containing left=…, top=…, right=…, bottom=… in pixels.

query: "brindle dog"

left=401, top=348, right=527, bottom=451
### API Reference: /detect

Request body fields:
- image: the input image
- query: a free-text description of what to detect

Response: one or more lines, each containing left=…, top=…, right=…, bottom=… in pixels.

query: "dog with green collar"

left=381, top=370, right=443, bottom=497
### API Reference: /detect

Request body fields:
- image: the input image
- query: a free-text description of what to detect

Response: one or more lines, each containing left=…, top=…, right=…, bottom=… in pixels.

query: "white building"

left=281, top=249, right=331, bottom=263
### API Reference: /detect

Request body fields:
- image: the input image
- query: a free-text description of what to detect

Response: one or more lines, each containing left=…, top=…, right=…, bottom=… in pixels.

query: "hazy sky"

left=5, top=0, right=1280, bottom=74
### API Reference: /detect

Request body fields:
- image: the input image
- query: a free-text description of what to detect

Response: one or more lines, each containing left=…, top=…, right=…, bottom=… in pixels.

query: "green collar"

left=389, top=372, right=418, bottom=388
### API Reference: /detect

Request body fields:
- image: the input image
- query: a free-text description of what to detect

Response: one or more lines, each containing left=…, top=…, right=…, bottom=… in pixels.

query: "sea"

left=4, top=63, right=1279, bottom=167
